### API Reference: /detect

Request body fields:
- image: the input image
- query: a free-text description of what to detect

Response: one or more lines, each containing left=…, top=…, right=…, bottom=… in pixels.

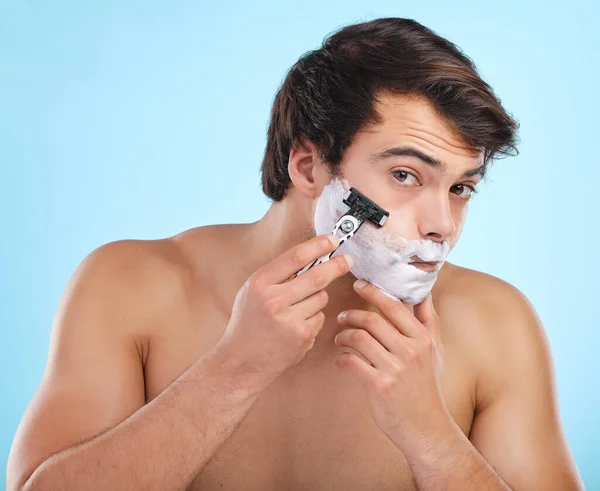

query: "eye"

left=450, top=184, right=477, bottom=199
left=392, top=170, right=419, bottom=186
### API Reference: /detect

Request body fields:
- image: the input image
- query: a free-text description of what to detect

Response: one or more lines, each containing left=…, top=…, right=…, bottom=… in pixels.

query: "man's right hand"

left=214, top=234, right=353, bottom=389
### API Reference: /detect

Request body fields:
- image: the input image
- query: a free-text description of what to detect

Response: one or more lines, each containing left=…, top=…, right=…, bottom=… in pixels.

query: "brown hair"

left=260, top=17, right=519, bottom=201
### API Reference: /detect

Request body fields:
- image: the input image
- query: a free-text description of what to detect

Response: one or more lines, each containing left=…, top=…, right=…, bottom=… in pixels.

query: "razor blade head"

left=343, top=187, right=389, bottom=228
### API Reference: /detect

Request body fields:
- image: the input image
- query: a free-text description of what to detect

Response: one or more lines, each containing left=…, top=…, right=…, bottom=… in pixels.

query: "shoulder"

left=73, top=222, right=239, bottom=299
left=67, top=223, right=244, bottom=327
left=434, top=262, right=551, bottom=411
left=434, top=261, right=536, bottom=318
left=61, top=235, right=198, bottom=339
left=79, top=237, right=190, bottom=288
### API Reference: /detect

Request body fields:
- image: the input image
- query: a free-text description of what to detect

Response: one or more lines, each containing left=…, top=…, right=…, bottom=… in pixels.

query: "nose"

left=416, top=191, right=456, bottom=242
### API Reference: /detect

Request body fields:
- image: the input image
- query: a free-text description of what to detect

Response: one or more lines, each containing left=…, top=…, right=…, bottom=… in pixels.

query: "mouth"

left=409, top=256, right=440, bottom=272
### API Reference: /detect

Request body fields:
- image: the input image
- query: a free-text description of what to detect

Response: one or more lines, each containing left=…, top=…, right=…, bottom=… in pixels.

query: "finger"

left=353, top=280, right=422, bottom=338
left=335, top=350, right=378, bottom=384
left=296, top=311, right=325, bottom=357
left=256, top=234, right=340, bottom=284
left=413, top=293, right=438, bottom=334
left=285, top=253, right=352, bottom=305
left=337, top=309, right=407, bottom=354
left=292, top=289, right=328, bottom=320
left=413, top=294, right=442, bottom=354
left=334, top=328, right=394, bottom=370
left=305, top=310, right=326, bottom=338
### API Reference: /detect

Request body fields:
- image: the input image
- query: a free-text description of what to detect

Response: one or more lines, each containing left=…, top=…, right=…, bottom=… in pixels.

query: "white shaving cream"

left=314, top=179, right=450, bottom=305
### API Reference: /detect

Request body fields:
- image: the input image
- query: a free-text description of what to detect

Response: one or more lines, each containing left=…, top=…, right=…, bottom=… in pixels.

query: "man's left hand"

left=334, top=279, right=453, bottom=454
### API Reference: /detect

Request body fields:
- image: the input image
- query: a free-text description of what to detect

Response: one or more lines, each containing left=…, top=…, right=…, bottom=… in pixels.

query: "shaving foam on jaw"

left=314, top=178, right=450, bottom=305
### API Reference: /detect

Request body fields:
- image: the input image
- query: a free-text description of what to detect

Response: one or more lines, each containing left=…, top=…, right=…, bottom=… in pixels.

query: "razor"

left=295, top=187, right=389, bottom=277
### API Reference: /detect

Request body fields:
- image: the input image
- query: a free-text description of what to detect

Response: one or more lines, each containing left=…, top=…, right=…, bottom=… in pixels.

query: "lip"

left=409, top=260, right=440, bottom=272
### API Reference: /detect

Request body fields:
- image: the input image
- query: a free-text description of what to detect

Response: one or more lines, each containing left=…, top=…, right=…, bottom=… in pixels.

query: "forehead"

left=354, top=92, right=483, bottom=167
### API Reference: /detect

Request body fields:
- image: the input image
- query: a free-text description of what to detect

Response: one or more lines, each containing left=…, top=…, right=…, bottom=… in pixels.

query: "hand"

left=216, top=234, right=353, bottom=392
left=333, top=279, right=451, bottom=455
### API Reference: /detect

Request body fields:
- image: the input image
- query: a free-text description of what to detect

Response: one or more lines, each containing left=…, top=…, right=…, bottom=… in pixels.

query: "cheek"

left=449, top=203, right=468, bottom=243
left=378, top=207, right=418, bottom=238
left=452, top=200, right=468, bottom=223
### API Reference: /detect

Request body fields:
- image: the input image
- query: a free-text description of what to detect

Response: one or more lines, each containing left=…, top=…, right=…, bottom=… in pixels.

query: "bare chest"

left=144, top=294, right=476, bottom=491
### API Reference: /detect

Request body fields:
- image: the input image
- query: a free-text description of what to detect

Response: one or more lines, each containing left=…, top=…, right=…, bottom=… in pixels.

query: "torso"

left=141, top=224, right=482, bottom=490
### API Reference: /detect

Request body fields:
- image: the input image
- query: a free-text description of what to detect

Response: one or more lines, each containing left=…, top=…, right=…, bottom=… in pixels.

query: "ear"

left=288, top=137, right=324, bottom=199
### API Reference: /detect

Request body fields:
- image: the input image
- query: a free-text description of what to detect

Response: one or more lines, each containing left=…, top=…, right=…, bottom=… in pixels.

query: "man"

left=7, top=17, right=584, bottom=491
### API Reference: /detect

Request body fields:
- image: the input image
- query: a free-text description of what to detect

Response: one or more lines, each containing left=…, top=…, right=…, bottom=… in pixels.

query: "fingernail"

left=327, top=234, right=340, bottom=247
left=344, top=254, right=354, bottom=268
left=354, top=279, right=367, bottom=289
left=337, top=311, right=347, bottom=321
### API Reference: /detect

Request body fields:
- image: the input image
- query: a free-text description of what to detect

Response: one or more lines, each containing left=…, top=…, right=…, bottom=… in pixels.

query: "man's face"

left=325, top=92, right=484, bottom=253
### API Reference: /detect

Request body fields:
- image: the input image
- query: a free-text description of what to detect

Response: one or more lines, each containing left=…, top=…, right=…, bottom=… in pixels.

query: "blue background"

left=1, top=1, right=598, bottom=489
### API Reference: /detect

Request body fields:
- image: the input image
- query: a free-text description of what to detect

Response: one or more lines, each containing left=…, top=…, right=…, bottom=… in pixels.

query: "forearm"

left=401, top=421, right=512, bottom=491
left=22, top=346, right=267, bottom=491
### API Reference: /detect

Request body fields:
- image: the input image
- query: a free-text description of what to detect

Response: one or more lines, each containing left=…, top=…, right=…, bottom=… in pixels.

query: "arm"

left=404, top=282, right=584, bottom=490
left=467, top=286, right=584, bottom=490
left=6, top=241, right=266, bottom=491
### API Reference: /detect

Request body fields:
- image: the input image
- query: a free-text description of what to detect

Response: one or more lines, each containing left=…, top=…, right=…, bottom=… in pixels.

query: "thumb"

left=413, top=293, right=438, bottom=333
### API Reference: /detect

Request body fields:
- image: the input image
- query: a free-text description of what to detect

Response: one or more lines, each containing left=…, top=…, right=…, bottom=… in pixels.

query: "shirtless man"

left=7, top=17, right=584, bottom=491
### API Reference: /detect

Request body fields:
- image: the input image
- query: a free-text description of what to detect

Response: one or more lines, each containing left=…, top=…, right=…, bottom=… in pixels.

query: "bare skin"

left=7, top=94, right=584, bottom=491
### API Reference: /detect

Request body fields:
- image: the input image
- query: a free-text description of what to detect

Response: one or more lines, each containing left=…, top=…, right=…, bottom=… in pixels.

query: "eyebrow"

left=370, top=145, right=485, bottom=179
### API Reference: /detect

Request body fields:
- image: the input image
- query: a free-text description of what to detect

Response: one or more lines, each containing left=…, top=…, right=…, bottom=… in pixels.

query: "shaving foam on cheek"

left=314, top=178, right=450, bottom=305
